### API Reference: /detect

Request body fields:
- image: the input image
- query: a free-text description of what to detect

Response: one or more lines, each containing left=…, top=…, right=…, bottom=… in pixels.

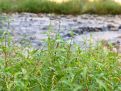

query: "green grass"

left=83, top=0, right=121, bottom=14
left=0, top=32, right=121, bottom=91
left=0, top=0, right=82, bottom=14
left=0, top=0, right=121, bottom=14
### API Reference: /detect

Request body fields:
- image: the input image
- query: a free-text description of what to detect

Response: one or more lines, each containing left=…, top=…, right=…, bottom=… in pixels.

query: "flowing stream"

left=1, top=13, right=121, bottom=48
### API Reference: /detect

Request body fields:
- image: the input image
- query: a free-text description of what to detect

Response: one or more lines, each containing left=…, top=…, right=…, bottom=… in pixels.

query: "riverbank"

left=0, top=0, right=121, bottom=14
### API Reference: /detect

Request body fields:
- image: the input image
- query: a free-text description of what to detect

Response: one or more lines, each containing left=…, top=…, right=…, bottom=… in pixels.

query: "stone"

left=107, top=24, right=118, bottom=31
left=64, top=33, right=72, bottom=37
left=42, top=26, right=49, bottom=30
left=118, top=25, right=121, bottom=29
left=32, top=40, right=42, bottom=46
left=77, top=21, right=82, bottom=24
left=29, top=36, right=36, bottom=40
left=74, top=29, right=83, bottom=34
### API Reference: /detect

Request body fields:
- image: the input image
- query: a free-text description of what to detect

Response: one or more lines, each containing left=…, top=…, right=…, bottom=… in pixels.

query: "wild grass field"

left=0, top=0, right=121, bottom=14
left=0, top=32, right=120, bottom=91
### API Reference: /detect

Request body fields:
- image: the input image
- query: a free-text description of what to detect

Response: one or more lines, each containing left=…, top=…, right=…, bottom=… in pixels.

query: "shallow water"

left=1, top=13, right=121, bottom=48
left=74, top=31, right=121, bottom=42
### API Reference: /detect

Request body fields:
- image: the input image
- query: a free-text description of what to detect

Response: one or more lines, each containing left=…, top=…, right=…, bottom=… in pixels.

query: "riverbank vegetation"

left=0, top=0, right=121, bottom=90
left=0, top=0, right=121, bottom=14
left=0, top=32, right=121, bottom=91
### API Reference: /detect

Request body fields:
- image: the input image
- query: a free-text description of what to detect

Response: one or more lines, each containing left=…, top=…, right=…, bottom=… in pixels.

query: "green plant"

left=83, top=0, right=121, bottom=14
left=0, top=0, right=121, bottom=14
left=0, top=0, right=13, bottom=12
left=0, top=0, right=82, bottom=14
left=0, top=31, right=120, bottom=91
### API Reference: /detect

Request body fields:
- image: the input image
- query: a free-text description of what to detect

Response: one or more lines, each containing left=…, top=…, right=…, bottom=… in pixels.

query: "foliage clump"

left=0, top=0, right=121, bottom=15
left=0, top=33, right=120, bottom=91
